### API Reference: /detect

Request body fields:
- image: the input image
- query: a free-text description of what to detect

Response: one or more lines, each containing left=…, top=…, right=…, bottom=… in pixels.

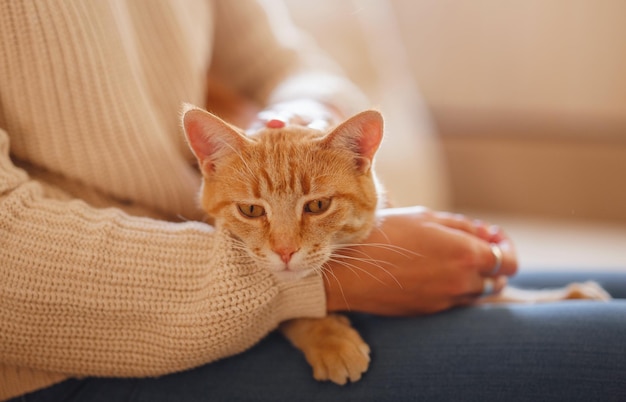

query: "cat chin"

left=270, top=269, right=315, bottom=282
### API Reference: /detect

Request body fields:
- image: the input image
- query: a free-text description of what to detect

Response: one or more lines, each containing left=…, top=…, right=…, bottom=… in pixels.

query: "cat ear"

left=182, top=104, right=247, bottom=175
left=322, top=110, right=384, bottom=173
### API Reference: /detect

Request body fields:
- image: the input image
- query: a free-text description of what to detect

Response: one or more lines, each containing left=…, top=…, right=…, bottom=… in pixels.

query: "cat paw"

left=564, top=281, right=611, bottom=301
left=307, top=315, right=370, bottom=385
left=281, top=314, right=370, bottom=385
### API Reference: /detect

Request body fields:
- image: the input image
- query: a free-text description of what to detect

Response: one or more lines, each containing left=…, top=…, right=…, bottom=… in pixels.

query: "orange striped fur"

left=183, top=106, right=384, bottom=282
left=183, top=106, right=383, bottom=385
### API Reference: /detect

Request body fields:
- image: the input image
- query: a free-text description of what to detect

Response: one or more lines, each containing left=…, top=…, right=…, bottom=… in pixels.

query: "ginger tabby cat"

left=182, top=105, right=610, bottom=385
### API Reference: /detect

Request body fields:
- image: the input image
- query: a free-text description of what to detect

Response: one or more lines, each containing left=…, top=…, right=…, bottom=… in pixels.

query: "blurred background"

left=278, top=0, right=626, bottom=271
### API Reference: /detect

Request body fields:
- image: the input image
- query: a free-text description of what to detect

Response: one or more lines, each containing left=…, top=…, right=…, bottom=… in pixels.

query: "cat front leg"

left=280, top=314, right=370, bottom=385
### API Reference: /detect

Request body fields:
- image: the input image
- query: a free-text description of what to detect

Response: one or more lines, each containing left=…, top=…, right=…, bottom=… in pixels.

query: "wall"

left=394, top=0, right=626, bottom=119
left=392, top=0, right=626, bottom=221
left=281, top=0, right=626, bottom=221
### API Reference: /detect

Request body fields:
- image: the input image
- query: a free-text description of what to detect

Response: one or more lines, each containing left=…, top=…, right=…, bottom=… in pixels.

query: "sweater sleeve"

left=0, top=128, right=326, bottom=379
left=209, top=0, right=368, bottom=116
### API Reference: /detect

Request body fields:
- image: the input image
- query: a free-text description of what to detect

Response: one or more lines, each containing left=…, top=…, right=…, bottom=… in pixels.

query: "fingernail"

left=488, top=225, right=500, bottom=236
left=266, top=119, right=286, bottom=129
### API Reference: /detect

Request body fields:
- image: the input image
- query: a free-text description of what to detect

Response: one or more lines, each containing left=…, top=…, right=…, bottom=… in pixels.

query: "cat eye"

left=304, top=198, right=331, bottom=214
left=238, top=204, right=266, bottom=218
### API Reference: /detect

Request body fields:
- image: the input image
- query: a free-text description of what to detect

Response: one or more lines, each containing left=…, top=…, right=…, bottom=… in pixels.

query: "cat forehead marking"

left=243, top=128, right=328, bottom=197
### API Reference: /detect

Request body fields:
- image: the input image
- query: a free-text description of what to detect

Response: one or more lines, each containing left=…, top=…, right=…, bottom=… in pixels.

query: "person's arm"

left=208, top=0, right=366, bottom=129
left=0, top=129, right=325, bottom=379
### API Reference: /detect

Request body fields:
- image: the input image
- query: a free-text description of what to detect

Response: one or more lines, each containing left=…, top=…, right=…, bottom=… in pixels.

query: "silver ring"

left=482, top=278, right=495, bottom=296
left=489, top=243, right=503, bottom=276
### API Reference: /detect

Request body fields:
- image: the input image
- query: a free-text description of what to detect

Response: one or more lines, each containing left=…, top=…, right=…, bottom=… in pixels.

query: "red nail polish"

left=266, top=119, right=286, bottom=129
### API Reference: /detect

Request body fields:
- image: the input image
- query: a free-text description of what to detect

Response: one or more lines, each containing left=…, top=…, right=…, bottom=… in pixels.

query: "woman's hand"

left=324, top=207, right=518, bottom=315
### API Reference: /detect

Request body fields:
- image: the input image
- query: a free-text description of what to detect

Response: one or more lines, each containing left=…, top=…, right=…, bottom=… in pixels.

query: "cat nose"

left=274, top=247, right=299, bottom=264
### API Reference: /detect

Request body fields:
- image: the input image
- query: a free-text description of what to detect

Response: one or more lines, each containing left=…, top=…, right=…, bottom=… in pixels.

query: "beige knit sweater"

left=0, top=0, right=365, bottom=399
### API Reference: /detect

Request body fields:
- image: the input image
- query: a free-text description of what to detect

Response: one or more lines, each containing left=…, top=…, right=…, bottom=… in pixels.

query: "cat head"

left=182, top=105, right=384, bottom=281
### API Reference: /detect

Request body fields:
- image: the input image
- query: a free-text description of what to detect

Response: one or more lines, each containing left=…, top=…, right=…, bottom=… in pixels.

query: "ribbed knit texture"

left=0, top=0, right=367, bottom=399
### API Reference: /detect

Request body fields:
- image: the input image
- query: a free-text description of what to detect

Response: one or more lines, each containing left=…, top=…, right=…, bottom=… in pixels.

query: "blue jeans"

left=13, top=272, right=626, bottom=402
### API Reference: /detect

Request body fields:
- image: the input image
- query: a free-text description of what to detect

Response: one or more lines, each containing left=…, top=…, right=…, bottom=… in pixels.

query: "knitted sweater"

left=0, top=1, right=365, bottom=399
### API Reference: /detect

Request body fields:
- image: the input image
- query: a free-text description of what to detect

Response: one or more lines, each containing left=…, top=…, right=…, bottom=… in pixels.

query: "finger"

left=497, top=239, right=518, bottom=276
left=488, top=276, right=508, bottom=294
left=477, top=240, right=518, bottom=277
left=486, top=224, right=512, bottom=244
left=452, top=275, right=488, bottom=302
left=455, top=276, right=508, bottom=305
left=459, top=274, right=507, bottom=298
left=472, top=220, right=494, bottom=241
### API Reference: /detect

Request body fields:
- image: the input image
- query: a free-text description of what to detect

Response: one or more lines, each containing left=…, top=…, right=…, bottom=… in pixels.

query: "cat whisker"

left=326, top=256, right=363, bottom=281
left=373, top=242, right=420, bottom=256
left=327, top=255, right=401, bottom=289
left=175, top=214, right=192, bottom=222
left=337, top=242, right=423, bottom=259
left=331, top=246, right=404, bottom=288
left=372, top=225, right=392, bottom=245
left=320, top=262, right=350, bottom=311
left=332, top=252, right=394, bottom=269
